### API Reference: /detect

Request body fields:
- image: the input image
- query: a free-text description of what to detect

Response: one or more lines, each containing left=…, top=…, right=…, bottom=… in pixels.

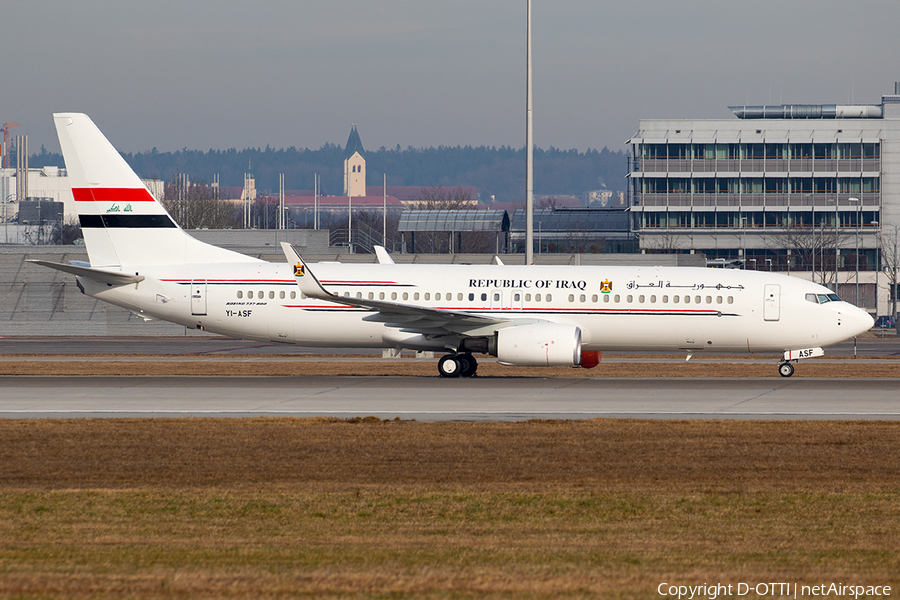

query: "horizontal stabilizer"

left=29, top=260, right=145, bottom=286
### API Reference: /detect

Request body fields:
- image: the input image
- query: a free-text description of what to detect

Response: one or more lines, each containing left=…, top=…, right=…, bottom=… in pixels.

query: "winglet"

left=374, top=245, right=395, bottom=264
left=493, top=255, right=505, bottom=266
left=280, top=242, right=334, bottom=301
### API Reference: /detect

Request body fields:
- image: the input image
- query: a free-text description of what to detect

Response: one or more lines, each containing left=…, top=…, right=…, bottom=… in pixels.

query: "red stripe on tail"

left=72, top=188, right=157, bottom=202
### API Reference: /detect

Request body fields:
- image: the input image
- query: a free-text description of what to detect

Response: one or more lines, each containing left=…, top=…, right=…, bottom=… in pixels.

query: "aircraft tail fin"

left=53, top=113, right=254, bottom=267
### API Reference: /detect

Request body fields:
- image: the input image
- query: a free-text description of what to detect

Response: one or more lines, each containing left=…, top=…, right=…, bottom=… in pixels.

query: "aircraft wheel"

left=438, top=354, right=462, bottom=378
left=458, top=353, right=478, bottom=377
left=778, top=362, right=795, bottom=378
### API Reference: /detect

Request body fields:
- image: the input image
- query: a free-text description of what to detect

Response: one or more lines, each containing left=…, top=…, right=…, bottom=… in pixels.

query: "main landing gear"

left=778, top=362, right=795, bottom=378
left=438, top=353, right=478, bottom=378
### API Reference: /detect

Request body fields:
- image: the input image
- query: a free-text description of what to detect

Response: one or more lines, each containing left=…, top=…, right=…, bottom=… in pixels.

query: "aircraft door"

left=191, top=280, right=207, bottom=316
left=509, top=290, right=524, bottom=310
left=490, top=290, right=503, bottom=310
left=763, top=284, right=780, bottom=321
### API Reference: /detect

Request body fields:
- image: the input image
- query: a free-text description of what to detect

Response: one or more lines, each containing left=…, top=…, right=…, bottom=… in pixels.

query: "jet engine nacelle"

left=496, top=322, right=582, bottom=367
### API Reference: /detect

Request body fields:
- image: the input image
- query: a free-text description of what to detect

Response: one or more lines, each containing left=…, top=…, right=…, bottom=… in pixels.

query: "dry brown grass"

left=0, top=356, right=898, bottom=377
left=1, top=419, right=900, bottom=598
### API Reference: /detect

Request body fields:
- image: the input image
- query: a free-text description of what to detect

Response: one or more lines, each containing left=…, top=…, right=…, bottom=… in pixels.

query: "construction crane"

left=2, top=122, right=20, bottom=169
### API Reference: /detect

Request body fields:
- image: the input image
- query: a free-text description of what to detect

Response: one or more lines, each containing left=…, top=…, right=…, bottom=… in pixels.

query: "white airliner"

left=34, top=113, right=873, bottom=377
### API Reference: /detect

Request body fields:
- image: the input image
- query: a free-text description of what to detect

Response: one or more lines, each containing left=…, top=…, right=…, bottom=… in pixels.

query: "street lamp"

left=849, top=197, right=860, bottom=305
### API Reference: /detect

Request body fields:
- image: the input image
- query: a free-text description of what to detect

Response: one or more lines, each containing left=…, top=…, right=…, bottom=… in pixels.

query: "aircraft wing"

left=29, top=260, right=145, bottom=286
left=280, top=243, right=507, bottom=334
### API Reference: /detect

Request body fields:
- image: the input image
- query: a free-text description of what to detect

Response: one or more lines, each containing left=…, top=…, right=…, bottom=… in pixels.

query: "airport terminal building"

left=627, top=89, right=900, bottom=285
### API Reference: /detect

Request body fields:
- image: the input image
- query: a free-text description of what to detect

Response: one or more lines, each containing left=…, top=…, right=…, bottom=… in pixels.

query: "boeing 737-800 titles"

left=33, top=114, right=873, bottom=377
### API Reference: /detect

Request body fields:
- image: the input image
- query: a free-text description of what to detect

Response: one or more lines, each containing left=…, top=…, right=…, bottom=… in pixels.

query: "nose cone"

left=843, top=305, right=874, bottom=338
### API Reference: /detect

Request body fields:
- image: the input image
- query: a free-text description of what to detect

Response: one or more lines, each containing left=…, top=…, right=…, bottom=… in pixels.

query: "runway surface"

left=2, top=375, right=899, bottom=421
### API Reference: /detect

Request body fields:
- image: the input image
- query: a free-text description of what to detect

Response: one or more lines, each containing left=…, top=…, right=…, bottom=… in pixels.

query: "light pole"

left=849, top=197, right=859, bottom=305
left=834, top=198, right=839, bottom=294
left=889, top=222, right=900, bottom=323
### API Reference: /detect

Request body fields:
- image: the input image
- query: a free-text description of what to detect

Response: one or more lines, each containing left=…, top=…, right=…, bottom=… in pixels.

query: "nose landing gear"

left=778, top=362, right=795, bottom=378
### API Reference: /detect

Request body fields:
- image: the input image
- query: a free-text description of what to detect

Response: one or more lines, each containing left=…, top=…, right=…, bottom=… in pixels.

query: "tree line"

left=29, top=143, right=627, bottom=203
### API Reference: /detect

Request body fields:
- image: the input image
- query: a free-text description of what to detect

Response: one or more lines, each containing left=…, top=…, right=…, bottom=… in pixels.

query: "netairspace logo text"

left=657, top=582, right=892, bottom=599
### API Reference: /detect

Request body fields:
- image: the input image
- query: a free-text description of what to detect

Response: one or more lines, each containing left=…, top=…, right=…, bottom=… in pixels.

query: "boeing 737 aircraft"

left=33, top=113, right=874, bottom=377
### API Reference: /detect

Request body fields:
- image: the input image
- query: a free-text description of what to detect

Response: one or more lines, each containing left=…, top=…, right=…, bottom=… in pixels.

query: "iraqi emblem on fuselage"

left=600, top=279, right=612, bottom=293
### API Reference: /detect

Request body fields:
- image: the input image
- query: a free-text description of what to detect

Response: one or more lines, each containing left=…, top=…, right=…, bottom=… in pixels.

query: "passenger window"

left=716, top=296, right=722, bottom=304
left=705, top=296, right=711, bottom=304
left=627, top=295, right=633, bottom=303
left=650, top=295, right=656, bottom=303
left=684, top=296, right=690, bottom=304
left=391, top=292, right=397, bottom=300
left=368, top=292, right=374, bottom=300
left=237, top=291, right=243, bottom=299
left=663, top=295, right=668, bottom=303
left=614, top=294, right=620, bottom=303
left=402, top=292, right=408, bottom=301
left=248, top=291, right=253, bottom=299
left=414, top=292, right=420, bottom=301
left=436, top=293, right=442, bottom=301
left=638, top=295, right=644, bottom=303
left=568, top=294, right=575, bottom=303
left=525, top=294, right=531, bottom=302
left=258, top=290, right=263, bottom=299
left=592, top=294, right=598, bottom=302
left=356, top=292, right=362, bottom=299
left=481, top=293, right=487, bottom=301
left=268, top=291, right=274, bottom=299
left=300, top=293, right=306, bottom=300
left=580, top=294, right=586, bottom=303
left=546, top=294, right=552, bottom=302
left=291, top=291, right=296, bottom=299
left=379, top=292, right=385, bottom=300
left=458, top=293, right=463, bottom=301
left=535, top=294, right=541, bottom=302
left=493, top=293, right=500, bottom=302
left=343, top=292, right=350, bottom=298
left=424, top=293, right=430, bottom=300
left=470, top=293, right=476, bottom=301
left=280, top=291, right=285, bottom=299
left=694, top=295, right=701, bottom=304
left=673, top=295, right=679, bottom=304
left=727, top=296, right=734, bottom=304
left=514, top=293, right=521, bottom=301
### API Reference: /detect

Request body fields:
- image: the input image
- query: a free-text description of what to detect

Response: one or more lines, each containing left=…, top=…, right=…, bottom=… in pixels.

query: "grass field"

left=0, top=353, right=899, bottom=378
left=2, top=418, right=899, bottom=598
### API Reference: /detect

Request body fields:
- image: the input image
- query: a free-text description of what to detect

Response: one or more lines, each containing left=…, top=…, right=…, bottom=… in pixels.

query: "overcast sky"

left=5, top=0, right=900, bottom=155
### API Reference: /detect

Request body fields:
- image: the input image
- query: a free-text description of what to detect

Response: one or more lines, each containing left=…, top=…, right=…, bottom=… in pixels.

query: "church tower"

left=343, top=125, right=366, bottom=197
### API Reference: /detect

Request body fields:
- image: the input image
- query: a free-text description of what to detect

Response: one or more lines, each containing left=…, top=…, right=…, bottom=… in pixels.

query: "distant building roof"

left=344, top=125, right=365, bottom=160
left=399, top=209, right=509, bottom=233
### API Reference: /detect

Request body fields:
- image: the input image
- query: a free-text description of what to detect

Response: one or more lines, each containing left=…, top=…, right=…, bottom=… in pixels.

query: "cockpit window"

left=809, top=293, right=842, bottom=304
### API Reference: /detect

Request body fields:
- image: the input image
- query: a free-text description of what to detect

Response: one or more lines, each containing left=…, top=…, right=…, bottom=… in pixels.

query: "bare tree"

left=764, top=225, right=852, bottom=282
left=161, top=176, right=238, bottom=230
left=50, top=216, right=83, bottom=245
left=405, top=186, right=493, bottom=253
left=407, top=185, right=473, bottom=210
left=878, top=227, right=900, bottom=320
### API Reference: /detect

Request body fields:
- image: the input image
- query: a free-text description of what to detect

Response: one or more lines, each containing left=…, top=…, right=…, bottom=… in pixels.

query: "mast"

left=525, top=0, right=534, bottom=264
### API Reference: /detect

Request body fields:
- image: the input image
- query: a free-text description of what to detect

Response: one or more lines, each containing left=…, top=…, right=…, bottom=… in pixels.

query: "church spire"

left=343, top=124, right=366, bottom=197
